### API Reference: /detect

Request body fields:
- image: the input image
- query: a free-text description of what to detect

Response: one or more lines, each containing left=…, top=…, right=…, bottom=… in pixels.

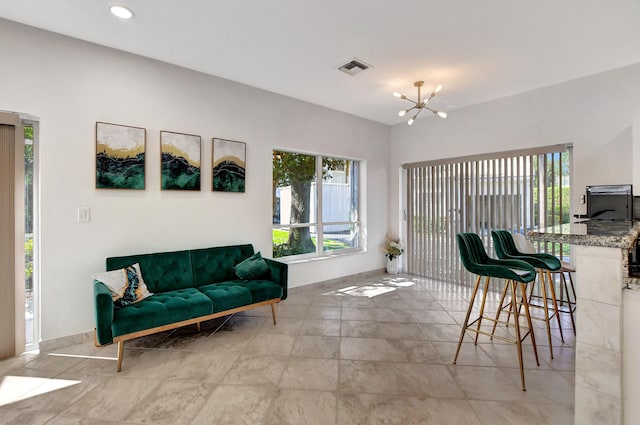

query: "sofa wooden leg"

left=196, top=322, right=201, bottom=332
left=94, top=329, right=99, bottom=347
left=271, top=302, right=277, bottom=325
left=116, top=341, right=124, bottom=372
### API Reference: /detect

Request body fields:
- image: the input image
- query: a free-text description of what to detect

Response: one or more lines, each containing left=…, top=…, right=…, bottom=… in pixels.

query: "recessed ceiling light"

left=109, top=5, right=134, bottom=20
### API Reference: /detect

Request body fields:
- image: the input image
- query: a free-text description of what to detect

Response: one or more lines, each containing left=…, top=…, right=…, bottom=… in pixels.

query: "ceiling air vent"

left=338, top=58, right=370, bottom=76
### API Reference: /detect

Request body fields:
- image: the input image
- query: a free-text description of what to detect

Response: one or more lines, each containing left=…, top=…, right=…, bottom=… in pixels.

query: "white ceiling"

left=2, top=1, right=640, bottom=125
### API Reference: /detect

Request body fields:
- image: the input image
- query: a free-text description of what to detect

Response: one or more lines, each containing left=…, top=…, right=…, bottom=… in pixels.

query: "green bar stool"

left=491, top=230, right=565, bottom=359
left=513, top=233, right=576, bottom=335
left=454, top=232, right=539, bottom=391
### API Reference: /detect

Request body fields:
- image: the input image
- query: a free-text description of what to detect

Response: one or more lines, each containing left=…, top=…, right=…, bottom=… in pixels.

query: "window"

left=24, top=123, right=38, bottom=351
left=272, top=150, right=360, bottom=258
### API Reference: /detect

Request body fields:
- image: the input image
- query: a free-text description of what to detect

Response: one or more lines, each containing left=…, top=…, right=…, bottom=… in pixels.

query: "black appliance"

left=586, top=184, right=633, bottom=221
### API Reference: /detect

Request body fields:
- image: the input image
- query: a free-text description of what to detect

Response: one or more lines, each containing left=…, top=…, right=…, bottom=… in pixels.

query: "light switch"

left=78, top=207, right=90, bottom=223
left=579, top=194, right=586, bottom=204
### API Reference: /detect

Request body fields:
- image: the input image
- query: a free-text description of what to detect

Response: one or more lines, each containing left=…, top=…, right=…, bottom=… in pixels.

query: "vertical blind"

left=0, top=114, right=25, bottom=359
left=404, top=145, right=571, bottom=285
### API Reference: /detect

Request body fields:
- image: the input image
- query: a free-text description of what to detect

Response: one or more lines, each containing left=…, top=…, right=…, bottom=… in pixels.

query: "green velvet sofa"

left=93, top=244, right=287, bottom=371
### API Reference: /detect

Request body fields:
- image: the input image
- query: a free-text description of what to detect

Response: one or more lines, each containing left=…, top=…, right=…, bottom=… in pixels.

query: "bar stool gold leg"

left=567, top=271, right=577, bottom=301
left=520, top=281, right=540, bottom=367
left=491, top=282, right=509, bottom=339
left=510, top=279, right=526, bottom=391
left=454, top=275, right=482, bottom=364
left=528, top=276, right=536, bottom=303
left=474, top=276, right=491, bottom=345
left=561, top=271, right=576, bottom=335
left=546, top=270, right=565, bottom=343
left=539, top=269, right=554, bottom=358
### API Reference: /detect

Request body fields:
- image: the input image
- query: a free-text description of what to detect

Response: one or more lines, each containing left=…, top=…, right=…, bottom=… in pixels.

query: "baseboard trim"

left=289, top=268, right=386, bottom=292
left=39, top=330, right=95, bottom=352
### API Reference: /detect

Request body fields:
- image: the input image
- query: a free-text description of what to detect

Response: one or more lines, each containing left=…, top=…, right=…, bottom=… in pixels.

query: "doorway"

left=24, top=121, right=38, bottom=351
left=404, top=145, right=572, bottom=285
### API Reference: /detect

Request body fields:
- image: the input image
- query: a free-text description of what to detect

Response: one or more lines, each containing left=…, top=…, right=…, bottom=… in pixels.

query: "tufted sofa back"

left=106, top=244, right=257, bottom=293
left=190, top=244, right=255, bottom=287
left=107, top=250, right=194, bottom=293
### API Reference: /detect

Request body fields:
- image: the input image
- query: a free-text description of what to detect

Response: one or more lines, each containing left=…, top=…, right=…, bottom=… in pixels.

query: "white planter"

left=386, top=257, right=399, bottom=274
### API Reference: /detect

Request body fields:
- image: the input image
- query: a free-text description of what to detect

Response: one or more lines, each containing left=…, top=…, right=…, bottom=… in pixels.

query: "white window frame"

left=23, top=118, right=40, bottom=352
left=272, top=150, right=362, bottom=260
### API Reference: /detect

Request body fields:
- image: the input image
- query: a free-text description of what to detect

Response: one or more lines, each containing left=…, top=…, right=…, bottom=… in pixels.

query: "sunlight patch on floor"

left=339, top=285, right=397, bottom=298
left=383, top=277, right=418, bottom=287
left=0, top=375, right=80, bottom=406
left=323, top=277, right=417, bottom=298
left=48, top=352, right=116, bottom=361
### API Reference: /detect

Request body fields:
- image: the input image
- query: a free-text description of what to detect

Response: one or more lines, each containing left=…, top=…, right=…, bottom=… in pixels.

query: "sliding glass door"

left=405, top=145, right=572, bottom=285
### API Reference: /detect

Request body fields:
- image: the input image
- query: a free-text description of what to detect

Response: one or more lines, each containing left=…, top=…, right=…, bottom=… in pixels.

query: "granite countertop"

left=528, top=220, right=640, bottom=290
left=527, top=220, right=640, bottom=249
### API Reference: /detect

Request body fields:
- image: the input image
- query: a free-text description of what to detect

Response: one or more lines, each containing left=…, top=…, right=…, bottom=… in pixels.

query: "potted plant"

left=383, top=234, right=404, bottom=274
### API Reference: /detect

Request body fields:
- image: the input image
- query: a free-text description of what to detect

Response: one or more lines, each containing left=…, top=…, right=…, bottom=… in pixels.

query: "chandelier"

left=393, top=81, right=447, bottom=125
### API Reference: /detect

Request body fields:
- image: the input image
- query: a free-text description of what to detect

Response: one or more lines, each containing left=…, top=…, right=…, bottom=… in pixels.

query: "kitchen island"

left=529, top=221, right=640, bottom=425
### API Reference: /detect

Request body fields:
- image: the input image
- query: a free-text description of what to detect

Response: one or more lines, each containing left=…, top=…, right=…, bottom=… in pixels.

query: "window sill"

left=274, top=248, right=366, bottom=265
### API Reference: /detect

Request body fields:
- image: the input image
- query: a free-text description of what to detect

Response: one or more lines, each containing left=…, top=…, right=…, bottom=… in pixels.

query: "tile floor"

left=0, top=273, right=576, bottom=425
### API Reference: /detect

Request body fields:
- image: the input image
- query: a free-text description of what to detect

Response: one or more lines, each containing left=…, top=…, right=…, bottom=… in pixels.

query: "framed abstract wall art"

left=96, top=122, right=146, bottom=190
left=160, top=131, right=201, bottom=191
left=212, top=138, right=246, bottom=192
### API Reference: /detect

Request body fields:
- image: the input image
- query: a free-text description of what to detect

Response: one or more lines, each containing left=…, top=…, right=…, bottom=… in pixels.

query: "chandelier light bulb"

left=434, top=84, right=443, bottom=93
left=437, top=111, right=448, bottom=118
left=407, top=118, right=415, bottom=126
left=398, top=110, right=407, bottom=117
left=393, top=92, right=402, bottom=98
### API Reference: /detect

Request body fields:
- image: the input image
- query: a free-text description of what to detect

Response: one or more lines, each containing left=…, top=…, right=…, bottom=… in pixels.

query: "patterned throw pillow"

left=93, top=263, right=153, bottom=309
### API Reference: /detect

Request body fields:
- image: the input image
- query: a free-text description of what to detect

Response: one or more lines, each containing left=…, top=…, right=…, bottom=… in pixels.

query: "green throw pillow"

left=234, top=252, right=269, bottom=280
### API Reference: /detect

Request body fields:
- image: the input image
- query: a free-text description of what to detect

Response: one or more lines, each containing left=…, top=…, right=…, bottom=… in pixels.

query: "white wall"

left=389, top=63, right=640, bottom=235
left=0, top=19, right=390, bottom=342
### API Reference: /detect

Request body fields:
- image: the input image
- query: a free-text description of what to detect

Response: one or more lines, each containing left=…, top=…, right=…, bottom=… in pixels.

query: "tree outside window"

left=273, top=150, right=360, bottom=258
